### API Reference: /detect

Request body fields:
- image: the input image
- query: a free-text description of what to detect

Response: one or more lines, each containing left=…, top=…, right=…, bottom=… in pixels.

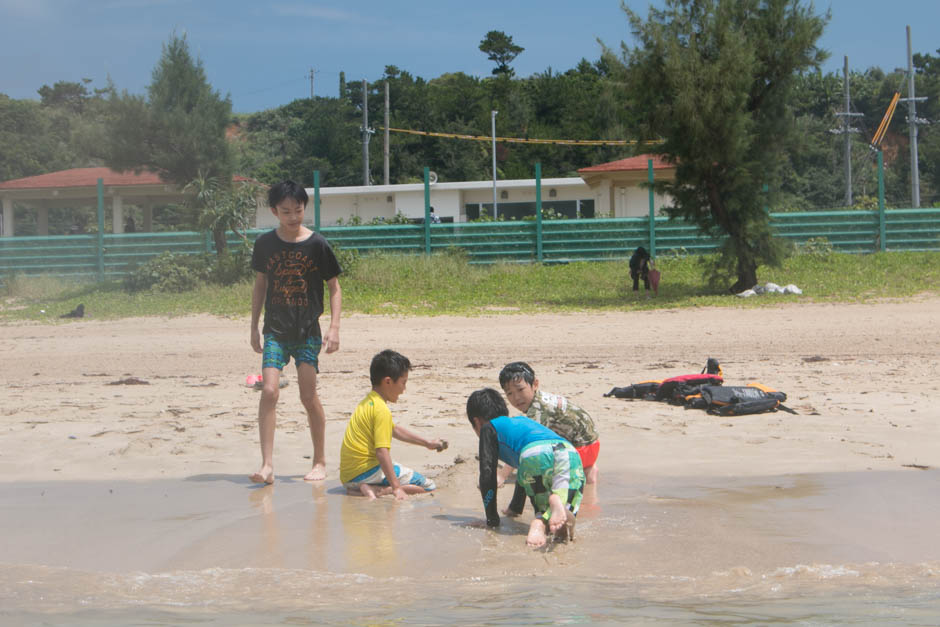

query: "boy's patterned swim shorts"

left=517, top=440, right=585, bottom=521
left=262, top=334, right=322, bottom=371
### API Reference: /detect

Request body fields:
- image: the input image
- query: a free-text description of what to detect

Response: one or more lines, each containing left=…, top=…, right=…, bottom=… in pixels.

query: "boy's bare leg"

left=400, top=485, right=431, bottom=495
left=585, top=463, right=599, bottom=485
left=546, top=493, right=568, bottom=535
left=527, top=518, right=549, bottom=547
left=346, top=484, right=394, bottom=499
left=496, top=464, right=514, bottom=488
left=250, top=367, right=282, bottom=484
left=297, top=363, right=327, bottom=481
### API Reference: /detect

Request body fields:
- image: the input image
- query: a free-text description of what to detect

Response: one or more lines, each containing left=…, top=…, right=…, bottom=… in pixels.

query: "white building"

left=254, top=154, right=676, bottom=229
left=0, top=156, right=676, bottom=235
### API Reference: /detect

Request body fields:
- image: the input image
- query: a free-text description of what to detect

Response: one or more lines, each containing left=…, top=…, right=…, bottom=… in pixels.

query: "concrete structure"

left=255, top=155, right=676, bottom=229
left=578, top=154, right=676, bottom=218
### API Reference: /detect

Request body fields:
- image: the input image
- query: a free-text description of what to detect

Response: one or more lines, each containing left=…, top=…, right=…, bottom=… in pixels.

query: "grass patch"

left=1, top=250, right=937, bottom=323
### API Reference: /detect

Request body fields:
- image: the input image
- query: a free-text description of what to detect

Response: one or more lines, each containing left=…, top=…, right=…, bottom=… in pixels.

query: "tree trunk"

left=730, top=256, right=758, bottom=294
left=212, top=228, right=227, bottom=255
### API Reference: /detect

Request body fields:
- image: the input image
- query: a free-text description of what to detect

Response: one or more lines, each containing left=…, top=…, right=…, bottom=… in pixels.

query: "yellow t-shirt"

left=339, top=390, right=394, bottom=483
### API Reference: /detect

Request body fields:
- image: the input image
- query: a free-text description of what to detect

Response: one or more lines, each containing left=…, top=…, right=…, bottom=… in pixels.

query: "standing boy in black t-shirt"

left=249, top=180, right=342, bottom=484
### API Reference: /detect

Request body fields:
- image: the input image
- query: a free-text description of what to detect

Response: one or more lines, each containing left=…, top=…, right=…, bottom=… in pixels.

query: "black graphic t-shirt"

left=251, top=230, right=342, bottom=342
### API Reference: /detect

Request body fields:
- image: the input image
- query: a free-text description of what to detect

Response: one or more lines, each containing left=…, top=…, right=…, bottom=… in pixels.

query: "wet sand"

left=1, top=299, right=939, bottom=622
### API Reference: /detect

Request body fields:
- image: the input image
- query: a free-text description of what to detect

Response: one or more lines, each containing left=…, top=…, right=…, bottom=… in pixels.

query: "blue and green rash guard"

left=478, top=415, right=563, bottom=527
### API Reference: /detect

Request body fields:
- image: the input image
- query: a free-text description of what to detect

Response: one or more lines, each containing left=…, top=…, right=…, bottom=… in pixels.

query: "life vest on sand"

left=603, top=358, right=723, bottom=401
left=685, top=383, right=796, bottom=416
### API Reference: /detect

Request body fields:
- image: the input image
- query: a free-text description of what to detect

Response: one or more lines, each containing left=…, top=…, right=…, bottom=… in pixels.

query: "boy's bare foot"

left=586, top=463, right=599, bottom=485
left=250, top=466, right=274, bottom=484
left=359, top=484, right=378, bottom=500
left=547, top=495, right=567, bottom=534
left=526, top=518, right=549, bottom=547
left=303, top=463, right=326, bottom=481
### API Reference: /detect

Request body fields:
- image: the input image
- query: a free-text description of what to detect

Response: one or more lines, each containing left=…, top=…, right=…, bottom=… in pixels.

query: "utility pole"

left=309, top=68, right=315, bottom=99
left=831, top=56, right=862, bottom=206
left=491, top=110, right=498, bottom=219
left=384, top=81, right=390, bottom=186
left=900, top=25, right=928, bottom=208
left=360, top=79, right=374, bottom=186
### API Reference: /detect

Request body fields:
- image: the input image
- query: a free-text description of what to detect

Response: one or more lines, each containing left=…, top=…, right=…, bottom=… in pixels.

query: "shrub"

left=124, top=252, right=213, bottom=293
left=331, top=242, right=361, bottom=276
left=209, top=245, right=253, bottom=286
left=799, top=237, right=834, bottom=260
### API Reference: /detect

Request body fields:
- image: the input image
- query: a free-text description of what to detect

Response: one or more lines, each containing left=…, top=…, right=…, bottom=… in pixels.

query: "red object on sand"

left=649, top=267, right=661, bottom=294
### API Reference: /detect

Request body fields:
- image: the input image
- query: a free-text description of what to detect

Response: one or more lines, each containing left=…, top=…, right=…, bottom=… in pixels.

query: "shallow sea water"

left=1, top=469, right=938, bottom=625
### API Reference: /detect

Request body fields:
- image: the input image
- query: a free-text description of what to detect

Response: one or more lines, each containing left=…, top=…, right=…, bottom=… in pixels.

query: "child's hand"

left=323, top=327, right=340, bottom=354
left=393, top=486, right=407, bottom=500
left=250, top=327, right=263, bottom=354
left=429, top=438, right=448, bottom=452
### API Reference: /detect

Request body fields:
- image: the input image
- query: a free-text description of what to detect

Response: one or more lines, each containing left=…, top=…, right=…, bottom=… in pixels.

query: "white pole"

left=491, top=110, right=498, bottom=219
left=906, top=25, right=921, bottom=208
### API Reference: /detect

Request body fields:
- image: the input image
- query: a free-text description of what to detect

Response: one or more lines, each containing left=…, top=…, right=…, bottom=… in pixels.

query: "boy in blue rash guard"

left=466, top=388, right=585, bottom=547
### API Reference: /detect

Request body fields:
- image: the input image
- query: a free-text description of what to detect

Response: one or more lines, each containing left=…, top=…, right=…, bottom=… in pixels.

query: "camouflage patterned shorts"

left=516, top=440, right=585, bottom=521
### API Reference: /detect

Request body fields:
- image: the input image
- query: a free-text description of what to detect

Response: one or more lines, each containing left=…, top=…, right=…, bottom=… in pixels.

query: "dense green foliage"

left=122, top=247, right=252, bottom=293
left=3, top=250, right=936, bottom=322
left=3, top=17, right=940, bottom=223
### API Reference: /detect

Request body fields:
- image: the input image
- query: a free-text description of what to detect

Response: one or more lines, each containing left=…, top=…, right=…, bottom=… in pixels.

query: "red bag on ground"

left=648, top=263, right=661, bottom=294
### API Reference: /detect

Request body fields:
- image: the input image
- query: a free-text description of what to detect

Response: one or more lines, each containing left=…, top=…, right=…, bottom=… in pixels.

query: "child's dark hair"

left=466, top=388, right=509, bottom=425
left=370, top=349, right=411, bottom=386
left=268, top=180, right=308, bottom=209
left=498, top=361, right=536, bottom=388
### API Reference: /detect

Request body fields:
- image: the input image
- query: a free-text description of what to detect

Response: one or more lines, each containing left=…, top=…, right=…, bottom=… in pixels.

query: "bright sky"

left=2, top=0, right=938, bottom=114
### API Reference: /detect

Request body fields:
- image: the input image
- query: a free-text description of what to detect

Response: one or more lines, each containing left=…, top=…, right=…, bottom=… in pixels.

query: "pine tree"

left=616, top=0, right=829, bottom=292
left=102, top=34, right=234, bottom=249
left=102, top=35, right=232, bottom=194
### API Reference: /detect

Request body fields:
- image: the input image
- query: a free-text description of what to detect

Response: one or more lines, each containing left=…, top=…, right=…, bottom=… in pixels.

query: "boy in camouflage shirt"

left=499, top=361, right=600, bottom=516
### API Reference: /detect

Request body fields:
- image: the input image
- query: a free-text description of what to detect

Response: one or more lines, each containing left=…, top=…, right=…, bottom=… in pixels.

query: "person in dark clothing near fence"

left=629, top=246, right=651, bottom=294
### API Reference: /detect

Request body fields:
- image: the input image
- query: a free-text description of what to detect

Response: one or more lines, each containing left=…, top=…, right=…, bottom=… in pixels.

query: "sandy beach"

left=2, top=298, right=937, bottom=482
left=1, top=298, right=939, bottom=623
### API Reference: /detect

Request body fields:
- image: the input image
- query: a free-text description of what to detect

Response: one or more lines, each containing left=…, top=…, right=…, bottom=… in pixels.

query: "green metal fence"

left=1, top=209, right=938, bottom=283
left=0, top=231, right=212, bottom=283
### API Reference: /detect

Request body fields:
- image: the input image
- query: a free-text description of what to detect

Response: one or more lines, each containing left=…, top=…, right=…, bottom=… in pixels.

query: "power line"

left=380, top=126, right=661, bottom=146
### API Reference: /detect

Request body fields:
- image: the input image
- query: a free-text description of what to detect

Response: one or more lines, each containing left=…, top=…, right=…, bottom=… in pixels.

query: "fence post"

left=423, top=167, right=431, bottom=255
left=648, top=159, right=657, bottom=258
left=536, top=162, right=543, bottom=262
left=96, top=178, right=105, bottom=281
left=314, top=170, right=321, bottom=232
left=877, top=150, right=887, bottom=252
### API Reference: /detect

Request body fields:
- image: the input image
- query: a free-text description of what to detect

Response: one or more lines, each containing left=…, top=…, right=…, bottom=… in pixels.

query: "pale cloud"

left=270, top=3, right=357, bottom=21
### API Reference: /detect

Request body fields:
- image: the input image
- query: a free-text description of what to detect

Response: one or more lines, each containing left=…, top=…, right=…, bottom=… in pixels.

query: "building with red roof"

left=2, top=157, right=675, bottom=236
left=578, top=154, right=675, bottom=218
left=0, top=167, right=255, bottom=237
